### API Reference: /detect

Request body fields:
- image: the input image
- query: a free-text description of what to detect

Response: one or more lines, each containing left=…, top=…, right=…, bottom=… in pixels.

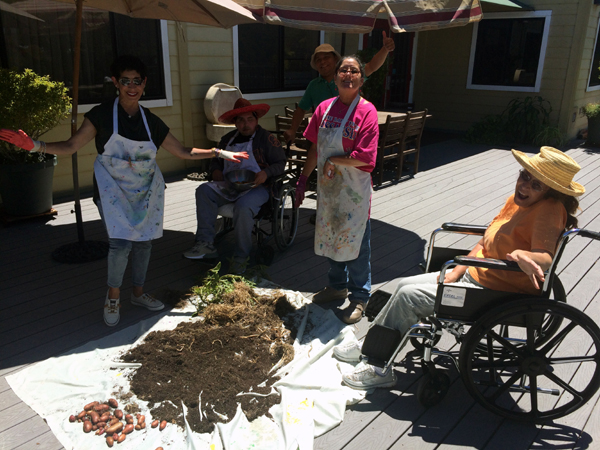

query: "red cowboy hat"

left=218, top=98, right=270, bottom=124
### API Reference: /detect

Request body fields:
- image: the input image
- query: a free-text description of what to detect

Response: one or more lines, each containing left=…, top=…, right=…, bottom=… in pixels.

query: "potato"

left=83, top=420, right=92, bottom=433
left=100, top=412, right=111, bottom=422
left=114, top=409, right=123, bottom=420
left=135, top=425, right=141, bottom=431
left=140, top=423, right=146, bottom=430
left=125, top=414, right=134, bottom=424
left=95, top=404, right=110, bottom=413
left=156, top=448, right=164, bottom=450
left=69, top=415, right=76, bottom=423
left=112, top=433, right=119, bottom=441
left=108, top=398, right=118, bottom=408
left=84, top=401, right=99, bottom=410
left=90, top=411, right=100, bottom=424
left=106, top=436, right=114, bottom=448
left=151, top=420, right=159, bottom=428
left=109, top=417, right=120, bottom=426
left=137, top=415, right=145, bottom=425
left=159, top=420, right=167, bottom=431
left=123, top=424, right=134, bottom=435
left=105, top=421, right=123, bottom=434
left=117, top=433, right=126, bottom=443
left=96, top=427, right=105, bottom=436
left=97, top=421, right=107, bottom=429
left=76, top=410, right=87, bottom=420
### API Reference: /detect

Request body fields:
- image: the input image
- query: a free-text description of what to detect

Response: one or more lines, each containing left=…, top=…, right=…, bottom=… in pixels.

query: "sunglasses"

left=338, top=68, right=361, bottom=76
left=118, top=77, right=144, bottom=86
left=518, top=169, right=546, bottom=192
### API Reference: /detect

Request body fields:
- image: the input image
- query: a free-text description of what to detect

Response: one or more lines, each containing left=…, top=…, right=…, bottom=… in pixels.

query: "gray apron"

left=315, top=96, right=372, bottom=261
left=93, top=98, right=165, bottom=241
left=207, top=131, right=261, bottom=201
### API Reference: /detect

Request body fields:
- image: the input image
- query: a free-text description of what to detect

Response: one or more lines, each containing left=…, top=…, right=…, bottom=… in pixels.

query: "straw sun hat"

left=511, top=147, right=585, bottom=197
left=310, top=43, right=341, bottom=70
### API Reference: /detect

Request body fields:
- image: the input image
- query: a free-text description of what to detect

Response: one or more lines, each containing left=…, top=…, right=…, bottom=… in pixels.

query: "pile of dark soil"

left=121, top=283, right=296, bottom=434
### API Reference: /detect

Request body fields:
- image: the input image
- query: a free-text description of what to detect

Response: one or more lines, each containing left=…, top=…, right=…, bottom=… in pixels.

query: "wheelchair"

left=215, top=169, right=299, bottom=265
left=361, top=223, right=600, bottom=423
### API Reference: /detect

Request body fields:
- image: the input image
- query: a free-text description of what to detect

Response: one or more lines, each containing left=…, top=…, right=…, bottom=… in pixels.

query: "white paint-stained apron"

left=315, top=96, right=372, bottom=261
left=207, top=131, right=261, bottom=201
left=94, top=98, right=165, bottom=241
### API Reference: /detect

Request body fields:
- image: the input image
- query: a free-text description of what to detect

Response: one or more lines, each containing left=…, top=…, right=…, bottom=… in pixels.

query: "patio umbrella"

left=234, top=0, right=481, bottom=34
left=42, top=0, right=257, bottom=262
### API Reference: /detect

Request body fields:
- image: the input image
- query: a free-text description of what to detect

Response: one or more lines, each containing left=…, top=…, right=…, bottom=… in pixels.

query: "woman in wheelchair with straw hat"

left=334, top=146, right=585, bottom=390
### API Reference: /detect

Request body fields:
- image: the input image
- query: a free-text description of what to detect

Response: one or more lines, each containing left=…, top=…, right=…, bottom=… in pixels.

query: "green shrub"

left=583, top=103, right=600, bottom=119
left=465, top=96, right=553, bottom=146
left=0, top=68, right=71, bottom=164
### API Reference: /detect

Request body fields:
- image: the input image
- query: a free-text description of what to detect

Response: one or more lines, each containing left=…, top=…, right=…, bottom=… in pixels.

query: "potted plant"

left=583, top=102, right=600, bottom=146
left=0, top=68, right=71, bottom=216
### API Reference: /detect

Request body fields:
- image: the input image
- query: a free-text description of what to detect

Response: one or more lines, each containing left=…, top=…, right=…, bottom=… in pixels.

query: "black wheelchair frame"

left=361, top=223, right=600, bottom=423
left=215, top=168, right=299, bottom=265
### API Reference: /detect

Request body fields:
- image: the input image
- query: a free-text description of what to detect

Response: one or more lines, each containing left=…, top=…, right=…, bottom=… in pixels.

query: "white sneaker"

left=104, top=294, right=120, bottom=327
left=342, top=361, right=397, bottom=390
left=333, top=338, right=362, bottom=363
left=183, top=241, right=218, bottom=260
left=131, top=293, right=164, bottom=311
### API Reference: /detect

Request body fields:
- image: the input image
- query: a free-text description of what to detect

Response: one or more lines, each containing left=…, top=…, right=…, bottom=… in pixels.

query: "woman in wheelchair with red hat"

left=334, top=146, right=585, bottom=390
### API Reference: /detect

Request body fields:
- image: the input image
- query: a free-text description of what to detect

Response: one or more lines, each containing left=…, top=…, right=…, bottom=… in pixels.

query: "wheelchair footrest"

left=361, top=325, right=403, bottom=368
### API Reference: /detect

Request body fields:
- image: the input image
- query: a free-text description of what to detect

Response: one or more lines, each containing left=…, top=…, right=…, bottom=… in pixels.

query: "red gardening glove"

left=0, top=129, right=36, bottom=151
left=295, top=174, right=308, bottom=207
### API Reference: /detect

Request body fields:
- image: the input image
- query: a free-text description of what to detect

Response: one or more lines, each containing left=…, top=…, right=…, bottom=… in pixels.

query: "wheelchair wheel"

left=459, top=298, right=600, bottom=423
left=410, top=321, right=441, bottom=353
left=417, top=369, right=451, bottom=407
left=472, top=277, right=567, bottom=358
left=274, top=184, right=298, bottom=251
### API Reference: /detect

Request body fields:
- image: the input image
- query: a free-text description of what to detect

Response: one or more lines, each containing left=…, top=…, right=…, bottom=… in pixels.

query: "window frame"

left=587, top=16, right=600, bottom=92
left=466, top=10, right=552, bottom=93
left=233, top=26, right=324, bottom=100
left=76, top=20, right=172, bottom=113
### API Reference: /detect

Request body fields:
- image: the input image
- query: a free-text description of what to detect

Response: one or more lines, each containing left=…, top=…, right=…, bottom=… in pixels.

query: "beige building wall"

left=413, top=0, right=599, bottom=141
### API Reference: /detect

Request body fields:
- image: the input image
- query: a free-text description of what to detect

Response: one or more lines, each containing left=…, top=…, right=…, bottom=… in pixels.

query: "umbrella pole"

left=52, top=0, right=108, bottom=263
left=71, top=0, right=84, bottom=243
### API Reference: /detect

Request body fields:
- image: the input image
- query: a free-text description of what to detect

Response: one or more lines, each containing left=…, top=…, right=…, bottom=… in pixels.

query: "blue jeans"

left=195, top=183, right=269, bottom=260
left=327, top=220, right=371, bottom=303
left=96, top=200, right=152, bottom=289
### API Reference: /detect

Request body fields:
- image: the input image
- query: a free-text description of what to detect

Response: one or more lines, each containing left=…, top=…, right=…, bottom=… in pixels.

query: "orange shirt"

left=468, top=194, right=567, bottom=295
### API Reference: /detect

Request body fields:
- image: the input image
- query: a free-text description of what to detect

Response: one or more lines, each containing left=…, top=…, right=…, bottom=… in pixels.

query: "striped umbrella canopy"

left=234, top=0, right=482, bottom=34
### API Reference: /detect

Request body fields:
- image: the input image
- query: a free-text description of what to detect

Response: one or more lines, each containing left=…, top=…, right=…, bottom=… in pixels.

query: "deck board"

left=2, top=141, right=600, bottom=449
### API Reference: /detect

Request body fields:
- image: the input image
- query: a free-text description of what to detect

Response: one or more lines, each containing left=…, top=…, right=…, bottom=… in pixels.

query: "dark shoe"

left=312, top=286, right=348, bottom=304
left=341, top=301, right=366, bottom=324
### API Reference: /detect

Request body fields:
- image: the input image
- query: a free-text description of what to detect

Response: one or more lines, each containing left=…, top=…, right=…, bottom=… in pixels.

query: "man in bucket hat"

left=183, top=98, right=286, bottom=274
left=283, top=35, right=395, bottom=144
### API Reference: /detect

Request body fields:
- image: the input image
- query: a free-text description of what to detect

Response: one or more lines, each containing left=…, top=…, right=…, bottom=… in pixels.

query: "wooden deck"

left=2, top=141, right=600, bottom=449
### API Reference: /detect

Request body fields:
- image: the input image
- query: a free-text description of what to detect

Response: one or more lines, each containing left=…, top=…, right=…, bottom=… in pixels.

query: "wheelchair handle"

left=441, top=223, right=487, bottom=235
left=577, top=229, right=600, bottom=241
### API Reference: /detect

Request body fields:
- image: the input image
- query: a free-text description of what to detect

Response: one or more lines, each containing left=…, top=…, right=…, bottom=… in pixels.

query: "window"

left=0, top=0, right=171, bottom=109
left=588, top=17, right=600, bottom=91
left=235, top=24, right=320, bottom=97
left=467, top=11, right=551, bottom=92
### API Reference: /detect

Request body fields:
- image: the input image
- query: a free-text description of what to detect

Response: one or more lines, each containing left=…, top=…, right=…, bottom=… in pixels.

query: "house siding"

left=413, top=0, right=598, bottom=142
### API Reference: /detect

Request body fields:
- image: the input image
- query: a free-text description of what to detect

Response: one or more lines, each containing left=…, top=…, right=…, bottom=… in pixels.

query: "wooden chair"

left=275, top=114, right=310, bottom=174
left=398, top=109, right=428, bottom=176
left=374, top=114, right=409, bottom=186
left=284, top=105, right=295, bottom=118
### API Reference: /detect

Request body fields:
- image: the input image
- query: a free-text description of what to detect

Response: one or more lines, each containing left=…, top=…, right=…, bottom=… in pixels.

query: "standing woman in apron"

left=0, top=55, right=247, bottom=327
left=298, top=55, right=379, bottom=324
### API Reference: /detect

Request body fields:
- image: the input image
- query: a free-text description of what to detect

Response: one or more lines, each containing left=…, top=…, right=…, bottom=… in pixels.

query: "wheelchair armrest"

left=441, top=223, right=487, bottom=235
left=453, top=255, right=521, bottom=271
left=578, top=229, right=600, bottom=241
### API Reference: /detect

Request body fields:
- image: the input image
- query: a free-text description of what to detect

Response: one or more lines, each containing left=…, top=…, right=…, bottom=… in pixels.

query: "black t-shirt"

left=84, top=100, right=170, bottom=202
left=84, top=100, right=170, bottom=153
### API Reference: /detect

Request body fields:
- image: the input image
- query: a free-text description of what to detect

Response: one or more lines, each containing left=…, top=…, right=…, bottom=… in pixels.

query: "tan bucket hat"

left=310, top=43, right=341, bottom=70
left=512, top=147, right=585, bottom=197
